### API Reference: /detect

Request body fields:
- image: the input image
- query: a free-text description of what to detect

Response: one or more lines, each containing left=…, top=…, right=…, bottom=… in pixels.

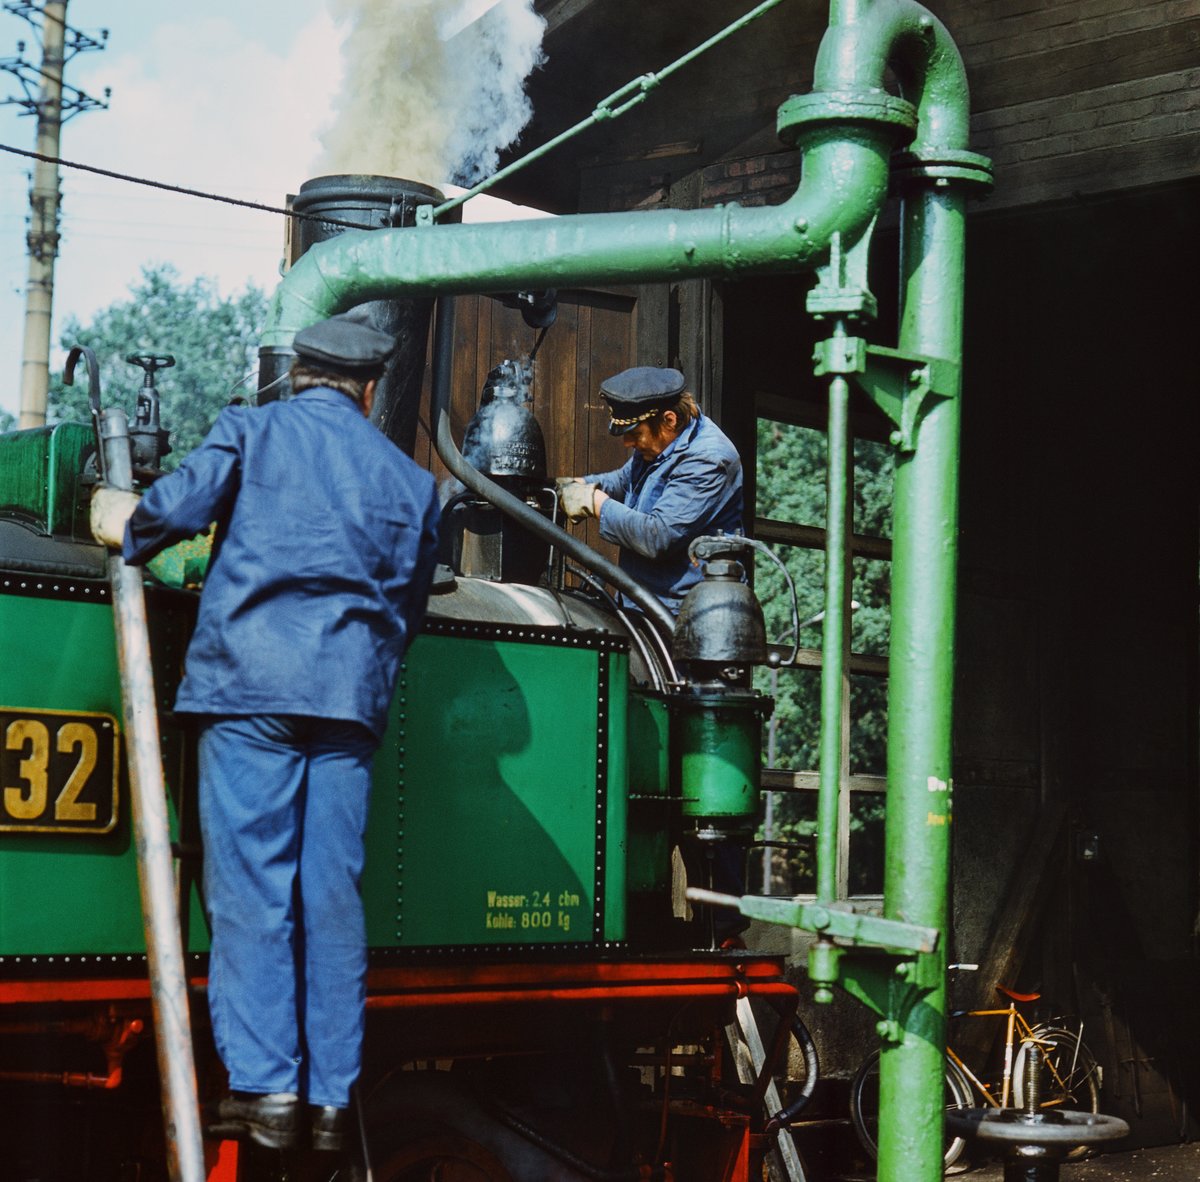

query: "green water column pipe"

left=876, top=173, right=976, bottom=1181
left=812, top=5, right=992, bottom=1182
left=258, top=60, right=919, bottom=343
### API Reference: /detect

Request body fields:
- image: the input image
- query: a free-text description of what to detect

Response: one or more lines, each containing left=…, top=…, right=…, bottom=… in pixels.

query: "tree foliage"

left=752, top=416, right=896, bottom=894
left=48, top=265, right=267, bottom=467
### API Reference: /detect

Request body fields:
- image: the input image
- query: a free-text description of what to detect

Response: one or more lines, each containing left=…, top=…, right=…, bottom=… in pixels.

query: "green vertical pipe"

left=816, top=364, right=851, bottom=903
left=874, top=187, right=968, bottom=1181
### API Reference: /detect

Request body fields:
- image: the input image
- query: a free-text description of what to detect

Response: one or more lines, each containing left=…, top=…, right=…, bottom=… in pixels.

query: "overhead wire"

left=0, top=140, right=377, bottom=231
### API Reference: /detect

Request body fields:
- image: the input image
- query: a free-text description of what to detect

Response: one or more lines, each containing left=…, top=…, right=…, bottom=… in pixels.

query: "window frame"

left=753, top=390, right=893, bottom=901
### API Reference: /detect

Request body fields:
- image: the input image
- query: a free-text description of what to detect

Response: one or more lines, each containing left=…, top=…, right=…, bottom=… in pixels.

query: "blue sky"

left=0, top=0, right=547, bottom=419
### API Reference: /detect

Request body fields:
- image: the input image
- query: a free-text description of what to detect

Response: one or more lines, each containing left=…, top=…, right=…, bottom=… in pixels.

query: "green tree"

left=48, top=265, right=267, bottom=466
left=752, top=417, right=896, bottom=894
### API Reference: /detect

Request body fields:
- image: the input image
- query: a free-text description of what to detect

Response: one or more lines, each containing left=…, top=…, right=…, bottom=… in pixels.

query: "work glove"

left=89, top=486, right=140, bottom=549
left=559, top=480, right=599, bottom=523
left=554, top=476, right=583, bottom=493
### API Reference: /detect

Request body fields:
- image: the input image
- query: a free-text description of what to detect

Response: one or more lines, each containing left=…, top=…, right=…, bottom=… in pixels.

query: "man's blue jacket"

left=586, top=412, right=743, bottom=612
left=124, top=387, right=440, bottom=740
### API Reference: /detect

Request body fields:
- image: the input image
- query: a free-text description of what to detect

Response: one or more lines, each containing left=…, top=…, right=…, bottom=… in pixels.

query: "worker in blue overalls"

left=558, top=365, right=744, bottom=615
left=558, top=366, right=748, bottom=943
left=91, top=310, right=440, bottom=1153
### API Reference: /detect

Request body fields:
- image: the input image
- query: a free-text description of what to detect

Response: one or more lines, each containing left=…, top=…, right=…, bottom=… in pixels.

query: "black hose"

left=765, top=1014, right=821, bottom=1132
left=429, top=297, right=677, bottom=644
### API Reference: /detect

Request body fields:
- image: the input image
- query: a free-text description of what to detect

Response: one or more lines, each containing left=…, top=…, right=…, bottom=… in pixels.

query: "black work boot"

left=206, top=1091, right=301, bottom=1150
left=310, top=1105, right=348, bottom=1152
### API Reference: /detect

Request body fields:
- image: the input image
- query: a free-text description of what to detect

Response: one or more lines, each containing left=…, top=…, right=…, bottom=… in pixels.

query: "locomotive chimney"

left=256, top=174, right=451, bottom=456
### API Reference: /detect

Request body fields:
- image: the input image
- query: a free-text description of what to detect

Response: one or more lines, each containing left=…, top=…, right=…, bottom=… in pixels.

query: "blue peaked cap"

left=599, top=366, right=687, bottom=435
left=293, top=307, right=395, bottom=376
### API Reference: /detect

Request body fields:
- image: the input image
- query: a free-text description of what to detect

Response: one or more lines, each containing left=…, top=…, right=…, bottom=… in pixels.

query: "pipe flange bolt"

left=777, top=91, right=918, bottom=149
left=892, top=148, right=994, bottom=193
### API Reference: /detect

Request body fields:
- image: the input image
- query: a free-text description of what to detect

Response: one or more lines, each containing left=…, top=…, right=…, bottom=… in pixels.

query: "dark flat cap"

left=292, top=308, right=395, bottom=375
left=599, top=366, right=687, bottom=435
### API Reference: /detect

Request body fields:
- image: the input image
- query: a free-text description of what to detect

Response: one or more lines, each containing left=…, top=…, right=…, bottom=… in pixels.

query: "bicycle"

left=849, top=971, right=1102, bottom=1171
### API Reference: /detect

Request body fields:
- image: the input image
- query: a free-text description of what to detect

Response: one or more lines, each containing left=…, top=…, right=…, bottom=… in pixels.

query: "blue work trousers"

left=197, top=714, right=378, bottom=1108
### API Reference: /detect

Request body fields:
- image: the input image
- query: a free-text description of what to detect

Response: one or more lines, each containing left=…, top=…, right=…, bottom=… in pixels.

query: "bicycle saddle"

left=995, top=984, right=1040, bottom=1002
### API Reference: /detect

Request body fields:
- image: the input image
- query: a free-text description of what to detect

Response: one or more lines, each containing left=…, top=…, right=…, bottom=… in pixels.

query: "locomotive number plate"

left=0, top=708, right=119, bottom=834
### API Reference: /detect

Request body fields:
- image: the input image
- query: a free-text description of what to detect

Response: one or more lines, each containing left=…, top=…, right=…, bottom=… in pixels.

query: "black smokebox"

left=258, top=174, right=455, bottom=456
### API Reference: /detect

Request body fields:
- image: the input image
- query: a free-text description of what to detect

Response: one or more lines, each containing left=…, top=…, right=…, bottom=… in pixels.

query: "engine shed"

left=460, top=0, right=1199, bottom=1158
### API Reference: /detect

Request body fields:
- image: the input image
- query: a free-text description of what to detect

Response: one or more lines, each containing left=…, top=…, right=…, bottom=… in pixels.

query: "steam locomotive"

left=0, top=182, right=802, bottom=1182
left=0, top=0, right=993, bottom=1172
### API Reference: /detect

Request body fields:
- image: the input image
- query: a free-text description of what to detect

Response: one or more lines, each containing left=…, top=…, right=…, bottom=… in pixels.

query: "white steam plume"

left=317, top=0, right=546, bottom=187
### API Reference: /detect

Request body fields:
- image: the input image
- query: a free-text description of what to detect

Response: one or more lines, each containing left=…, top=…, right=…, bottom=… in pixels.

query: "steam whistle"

left=125, top=353, right=174, bottom=476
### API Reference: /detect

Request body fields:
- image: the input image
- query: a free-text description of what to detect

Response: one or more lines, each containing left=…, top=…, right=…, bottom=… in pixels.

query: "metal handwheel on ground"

left=1012, top=1026, right=1102, bottom=1160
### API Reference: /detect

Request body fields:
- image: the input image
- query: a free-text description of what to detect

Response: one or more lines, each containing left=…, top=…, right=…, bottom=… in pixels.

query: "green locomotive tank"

left=0, top=422, right=679, bottom=965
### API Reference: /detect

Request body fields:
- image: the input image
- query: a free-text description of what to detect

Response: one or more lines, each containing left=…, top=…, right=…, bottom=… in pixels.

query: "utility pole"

left=1, top=1, right=107, bottom=429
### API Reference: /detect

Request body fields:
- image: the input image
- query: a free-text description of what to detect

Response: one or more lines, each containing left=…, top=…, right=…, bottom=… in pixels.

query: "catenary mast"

left=1, top=0, right=107, bottom=428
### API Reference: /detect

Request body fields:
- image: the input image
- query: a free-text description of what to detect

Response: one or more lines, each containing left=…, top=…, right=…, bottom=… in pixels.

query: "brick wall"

left=928, top=0, right=1198, bottom=209
left=578, top=1, right=1197, bottom=217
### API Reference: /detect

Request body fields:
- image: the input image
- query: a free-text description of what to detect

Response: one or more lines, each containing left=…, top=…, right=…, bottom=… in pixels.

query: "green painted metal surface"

left=874, top=173, right=970, bottom=1182
left=626, top=691, right=670, bottom=895
left=602, top=653, right=629, bottom=941
left=362, top=632, right=628, bottom=949
left=0, top=423, right=93, bottom=537
left=675, top=693, right=764, bottom=821
left=0, top=590, right=207, bottom=956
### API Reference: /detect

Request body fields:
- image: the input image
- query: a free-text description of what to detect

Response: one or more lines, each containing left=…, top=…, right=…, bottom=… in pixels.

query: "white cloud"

left=0, top=2, right=552, bottom=419
left=0, top=8, right=342, bottom=416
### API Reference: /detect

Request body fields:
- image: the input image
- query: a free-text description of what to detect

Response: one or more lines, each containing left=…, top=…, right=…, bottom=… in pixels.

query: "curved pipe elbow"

left=814, top=0, right=972, bottom=151
left=261, top=128, right=892, bottom=349
left=258, top=7, right=965, bottom=347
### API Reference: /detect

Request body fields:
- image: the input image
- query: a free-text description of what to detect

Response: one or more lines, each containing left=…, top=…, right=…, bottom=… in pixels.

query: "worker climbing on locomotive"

left=558, top=366, right=744, bottom=614
left=90, top=309, right=441, bottom=1154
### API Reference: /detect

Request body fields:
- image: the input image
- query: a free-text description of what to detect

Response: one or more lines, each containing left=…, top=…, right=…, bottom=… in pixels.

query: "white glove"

left=90, top=487, right=140, bottom=549
left=559, top=480, right=598, bottom=523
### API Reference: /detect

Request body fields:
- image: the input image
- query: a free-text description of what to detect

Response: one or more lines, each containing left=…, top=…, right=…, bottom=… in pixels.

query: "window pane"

left=755, top=543, right=825, bottom=652
left=851, top=556, right=891, bottom=658
left=849, top=791, right=886, bottom=895
left=756, top=664, right=821, bottom=772
left=756, top=419, right=827, bottom=528
left=853, top=436, right=893, bottom=539
left=752, top=789, right=817, bottom=896
left=849, top=673, right=888, bottom=775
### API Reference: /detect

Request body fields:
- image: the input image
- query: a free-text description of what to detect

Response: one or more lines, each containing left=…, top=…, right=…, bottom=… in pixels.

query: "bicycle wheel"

left=849, top=1049, right=972, bottom=1170
left=1012, top=1025, right=1101, bottom=1160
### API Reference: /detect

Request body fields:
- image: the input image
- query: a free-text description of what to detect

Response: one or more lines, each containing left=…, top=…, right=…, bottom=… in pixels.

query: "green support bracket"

left=823, top=945, right=942, bottom=1045
left=806, top=224, right=879, bottom=321
left=812, top=336, right=960, bottom=453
